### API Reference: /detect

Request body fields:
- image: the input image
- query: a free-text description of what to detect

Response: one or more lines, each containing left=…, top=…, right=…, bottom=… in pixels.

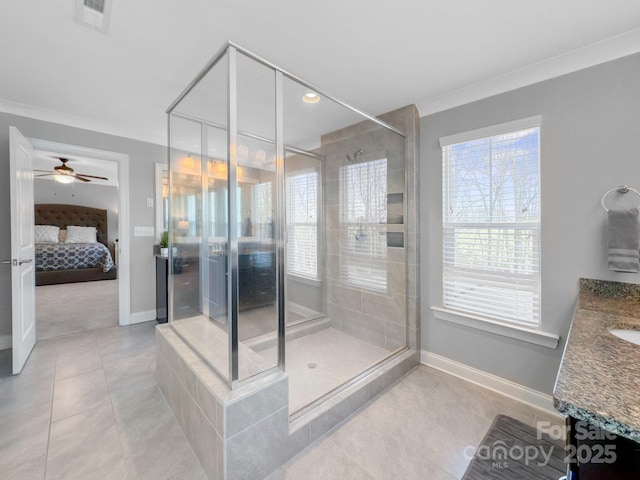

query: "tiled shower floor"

left=172, top=314, right=393, bottom=413
left=261, top=327, right=391, bottom=412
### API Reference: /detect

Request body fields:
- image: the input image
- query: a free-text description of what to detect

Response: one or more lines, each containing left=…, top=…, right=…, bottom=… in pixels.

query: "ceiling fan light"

left=54, top=174, right=75, bottom=184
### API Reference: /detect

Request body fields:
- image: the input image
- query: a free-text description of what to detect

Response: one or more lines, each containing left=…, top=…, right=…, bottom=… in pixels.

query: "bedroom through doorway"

left=33, top=149, right=121, bottom=340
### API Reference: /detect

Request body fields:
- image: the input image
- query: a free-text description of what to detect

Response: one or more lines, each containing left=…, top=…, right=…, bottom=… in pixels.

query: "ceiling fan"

left=34, top=157, right=109, bottom=184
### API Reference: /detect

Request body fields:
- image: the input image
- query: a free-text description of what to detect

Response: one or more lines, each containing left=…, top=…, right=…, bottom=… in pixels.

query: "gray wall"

left=34, top=180, right=119, bottom=244
left=421, top=52, right=640, bottom=394
left=321, top=115, right=407, bottom=351
left=0, top=112, right=166, bottom=337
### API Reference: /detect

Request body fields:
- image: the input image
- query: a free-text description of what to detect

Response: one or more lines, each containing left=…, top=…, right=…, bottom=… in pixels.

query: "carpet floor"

left=36, top=279, right=119, bottom=340
left=463, top=414, right=566, bottom=479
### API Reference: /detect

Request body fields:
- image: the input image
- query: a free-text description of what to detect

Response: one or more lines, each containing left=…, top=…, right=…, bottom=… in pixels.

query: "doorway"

left=28, top=138, right=131, bottom=333
left=33, top=152, right=120, bottom=339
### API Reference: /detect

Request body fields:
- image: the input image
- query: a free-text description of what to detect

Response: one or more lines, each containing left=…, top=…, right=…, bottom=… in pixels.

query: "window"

left=254, top=182, right=273, bottom=239
left=235, top=182, right=273, bottom=239
left=339, top=158, right=387, bottom=291
left=187, top=194, right=197, bottom=236
left=286, top=170, right=318, bottom=278
left=441, top=117, right=541, bottom=327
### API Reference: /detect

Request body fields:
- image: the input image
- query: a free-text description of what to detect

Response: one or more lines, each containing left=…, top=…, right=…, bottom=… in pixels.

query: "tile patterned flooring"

left=0, top=321, right=562, bottom=480
left=0, top=321, right=207, bottom=480
left=269, top=367, right=562, bottom=480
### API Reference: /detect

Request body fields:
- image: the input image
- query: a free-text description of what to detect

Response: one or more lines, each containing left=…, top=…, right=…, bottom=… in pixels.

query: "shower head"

left=346, top=149, right=363, bottom=162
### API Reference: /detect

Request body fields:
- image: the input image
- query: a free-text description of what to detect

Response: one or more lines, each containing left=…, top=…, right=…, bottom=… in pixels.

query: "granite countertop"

left=553, top=278, right=640, bottom=442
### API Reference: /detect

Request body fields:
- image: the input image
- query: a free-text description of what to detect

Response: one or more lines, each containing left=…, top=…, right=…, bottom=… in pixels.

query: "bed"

left=35, top=204, right=118, bottom=286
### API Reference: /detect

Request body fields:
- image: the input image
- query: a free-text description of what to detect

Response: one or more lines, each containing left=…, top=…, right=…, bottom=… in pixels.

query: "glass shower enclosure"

left=167, top=42, right=408, bottom=414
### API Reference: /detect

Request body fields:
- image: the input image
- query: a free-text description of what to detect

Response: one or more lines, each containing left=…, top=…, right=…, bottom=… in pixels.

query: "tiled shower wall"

left=322, top=105, right=420, bottom=352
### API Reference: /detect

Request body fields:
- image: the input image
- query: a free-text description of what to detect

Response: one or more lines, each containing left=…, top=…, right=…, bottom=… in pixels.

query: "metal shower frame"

left=167, top=41, right=407, bottom=388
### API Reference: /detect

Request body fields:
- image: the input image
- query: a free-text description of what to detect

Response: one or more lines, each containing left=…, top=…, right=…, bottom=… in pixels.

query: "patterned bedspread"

left=35, top=243, right=114, bottom=273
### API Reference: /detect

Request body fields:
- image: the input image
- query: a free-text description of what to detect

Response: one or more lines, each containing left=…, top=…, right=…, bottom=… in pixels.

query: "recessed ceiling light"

left=302, top=92, right=320, bottom=104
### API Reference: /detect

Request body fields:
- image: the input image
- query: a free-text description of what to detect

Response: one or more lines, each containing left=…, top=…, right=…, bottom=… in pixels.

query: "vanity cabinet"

left=239, top=251, right=276, bottom=310
left=155, top=255, right=168, bottom=323
left=159, top=248, right=276, bottom=324
left=565, top=416, right=640, bottom=479
left=156, top=254, right=200, bottom=323
left=172, top=255, right=200, bottom=320
left=555, top=280, right=640, bottom=480
left=207, top=250, right=276, bottom=321
left=207, top=254, right=227, bottom=321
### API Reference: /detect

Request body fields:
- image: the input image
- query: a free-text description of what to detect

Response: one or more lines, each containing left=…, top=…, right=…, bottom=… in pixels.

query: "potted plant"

left=160, top=230, right=169, bottom=257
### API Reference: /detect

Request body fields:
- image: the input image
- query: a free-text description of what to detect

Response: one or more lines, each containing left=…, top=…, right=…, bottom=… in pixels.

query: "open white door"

left=8, top=127, right=36, bottom=374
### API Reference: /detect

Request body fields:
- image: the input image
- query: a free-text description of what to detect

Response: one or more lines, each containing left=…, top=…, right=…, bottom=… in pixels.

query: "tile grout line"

left=98, top=329, right=133, bottom=479
left=42, top=333, right=66, bottom=480
left=325, top=435, right=381, bottom=480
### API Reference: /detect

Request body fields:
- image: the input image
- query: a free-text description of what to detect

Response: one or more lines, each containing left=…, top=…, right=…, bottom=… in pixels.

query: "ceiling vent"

left=75, top=0, right=112, bottom=33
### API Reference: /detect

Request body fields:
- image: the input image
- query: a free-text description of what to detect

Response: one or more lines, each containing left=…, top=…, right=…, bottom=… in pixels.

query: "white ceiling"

left=1, top=1, right=640, bottom=146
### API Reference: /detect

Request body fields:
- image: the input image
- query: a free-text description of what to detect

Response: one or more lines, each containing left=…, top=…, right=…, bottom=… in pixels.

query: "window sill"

left=430, top=307, right=560, bottom=349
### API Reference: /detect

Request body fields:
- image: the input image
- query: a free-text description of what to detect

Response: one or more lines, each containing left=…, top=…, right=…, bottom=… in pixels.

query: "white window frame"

left=435, top=116, right=559, bottom=349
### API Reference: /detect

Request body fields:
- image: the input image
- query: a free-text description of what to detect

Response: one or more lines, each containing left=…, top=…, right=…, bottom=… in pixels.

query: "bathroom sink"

left=609, top=329, right=640, bottom=346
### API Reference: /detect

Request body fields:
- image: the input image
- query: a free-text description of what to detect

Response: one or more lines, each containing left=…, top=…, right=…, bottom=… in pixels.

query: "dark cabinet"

left=207, top=254, right=227, bottom=322
left=155, top=255, right=168, bottom=323
left=243, top=252, right=276, bottom=309
left=208, top=250, right=276, bottom=317
left=158, top=249, right=276, bottom=324
left=172, top=256, right=200, bottom=320
left=566, top=416, right=640, bottom=479
left=156, top=254, right=200, bottom=323
left=237, top=251, right=276, bottom=310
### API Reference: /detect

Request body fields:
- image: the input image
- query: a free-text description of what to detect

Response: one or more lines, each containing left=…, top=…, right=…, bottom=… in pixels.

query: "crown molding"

left=417, top=27, right=640, bottom=117
left=0, top=98, right=166, bottom=147
left=3, top=27, right=640, bottom=140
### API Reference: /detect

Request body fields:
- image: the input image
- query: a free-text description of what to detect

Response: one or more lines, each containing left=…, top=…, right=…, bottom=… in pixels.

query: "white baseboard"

left=421, top=350, right=563, bottom=419
left=0, top=334, right=11, bottom=351
left=129, top=310, right=157, bottom=325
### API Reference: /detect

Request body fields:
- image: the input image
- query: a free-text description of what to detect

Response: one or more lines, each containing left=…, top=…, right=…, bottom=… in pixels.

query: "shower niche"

left=157, top=42, right=419, bottom=480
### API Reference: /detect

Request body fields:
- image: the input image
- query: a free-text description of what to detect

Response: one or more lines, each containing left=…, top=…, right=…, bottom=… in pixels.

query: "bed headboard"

left=35, top=204, right=109, bottom=247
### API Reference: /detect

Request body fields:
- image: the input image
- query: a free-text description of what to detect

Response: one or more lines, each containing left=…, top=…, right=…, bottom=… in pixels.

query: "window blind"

left=255, top=182, right=273, bottom=239
left=339, top=159, right=387, bottom=291
left=442, top=124, right=540, bottom=327
left=286, top=171, right=318, bottom=278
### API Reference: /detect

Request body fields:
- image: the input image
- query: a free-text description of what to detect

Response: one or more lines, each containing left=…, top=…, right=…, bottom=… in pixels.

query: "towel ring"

left=601, top=185, right=640, bottom=211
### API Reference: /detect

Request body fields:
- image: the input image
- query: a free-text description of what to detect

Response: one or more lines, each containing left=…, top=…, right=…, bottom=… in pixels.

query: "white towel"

left=607, top=208, right=640, bottom=273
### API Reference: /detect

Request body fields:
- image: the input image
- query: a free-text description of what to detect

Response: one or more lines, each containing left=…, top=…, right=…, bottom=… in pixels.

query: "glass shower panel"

left=166, top=43, right=408, bottom=399
left=169, top=115, right=203, bottom=323
left=282, top=75, right=407, bottom=413
left=284, top=150, right=323, bottom=324
left=168, top=50, right=231, bottom=384
left=235, top=52, right=279, bottom=380
left=204, top=125, right=229, bottom=327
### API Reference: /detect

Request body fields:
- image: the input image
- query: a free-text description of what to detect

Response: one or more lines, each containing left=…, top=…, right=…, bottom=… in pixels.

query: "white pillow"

left=34, top=225, right=60, bottom=243
left=65, top=226, right=97, bottom=243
